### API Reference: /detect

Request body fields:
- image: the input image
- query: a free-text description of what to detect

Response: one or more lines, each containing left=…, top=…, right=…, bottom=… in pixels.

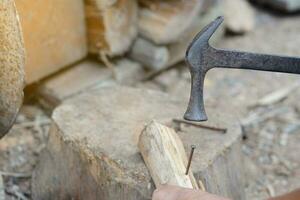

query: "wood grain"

left=139, top=121, right=199, bottom=189
left=15, top=0, right=87, bottom=84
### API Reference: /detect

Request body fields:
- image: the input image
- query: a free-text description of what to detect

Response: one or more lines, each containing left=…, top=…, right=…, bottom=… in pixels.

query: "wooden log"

left=15, top=0, right=87, bottom=84
left=139, top=121, right=199, bottom=189
left=138, top=0, right=204, bottom=45
left=85, top=0, right=138, bottom=56
left=0, top=0, right=25, bottom=137
left=37, top=59, right=144, bottom=112
left=32, top=86, right=245, bottom=200
left=130, top=2, right=223, bottom=70
left=129, top=38, right=169, bottom=70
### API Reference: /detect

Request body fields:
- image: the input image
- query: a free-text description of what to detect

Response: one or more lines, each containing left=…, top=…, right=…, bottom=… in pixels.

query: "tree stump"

left=32, top=86, right=245, bottom=200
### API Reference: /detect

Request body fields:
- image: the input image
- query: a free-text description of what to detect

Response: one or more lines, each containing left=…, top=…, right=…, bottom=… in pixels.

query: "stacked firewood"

left=86, top=0, right=224, bottom=71
left=9, top=0, right=255, bottom=85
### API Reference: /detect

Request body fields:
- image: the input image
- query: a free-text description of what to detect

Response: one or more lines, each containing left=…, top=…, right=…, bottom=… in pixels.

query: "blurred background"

left=1, top=0, right=300, bottom=199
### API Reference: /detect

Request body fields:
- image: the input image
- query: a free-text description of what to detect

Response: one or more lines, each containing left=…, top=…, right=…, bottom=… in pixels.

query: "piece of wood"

left=252, top=81, right=300, bottom=107
left=15, top=0, right=87, bottom=84
left=85, top=0, right=138, bottom=56
left=32, top=86, right=245, bottom=200
left=138, top=0, right=203, bottom=44
left=129, top=38, right=169, bottom=70
left=37, top=58, right=143, bottom=112
left=139, top=121, right=199, bottom=189
left=131, top=2, right=223, bottom=71
left=0, top=0, right=25, bottom=137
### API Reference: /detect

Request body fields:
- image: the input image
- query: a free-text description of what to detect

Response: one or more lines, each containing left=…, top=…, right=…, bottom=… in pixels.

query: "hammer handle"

left=215, top=49, right=300, bottom=74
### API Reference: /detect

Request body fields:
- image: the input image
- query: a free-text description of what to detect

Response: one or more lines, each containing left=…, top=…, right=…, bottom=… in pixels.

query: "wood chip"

left=266, top=183, right=275, bottom=197
left=0, top=171, right=31, bottom=178
left=241, top=106, right=291, bottom=127
left=252, top=81, right=300, bottom=107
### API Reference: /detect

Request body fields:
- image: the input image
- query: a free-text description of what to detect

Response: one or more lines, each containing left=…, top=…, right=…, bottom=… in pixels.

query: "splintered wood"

left=85, top=0, right=138, bottom=56
left=139, top=121, right=199, bottom=189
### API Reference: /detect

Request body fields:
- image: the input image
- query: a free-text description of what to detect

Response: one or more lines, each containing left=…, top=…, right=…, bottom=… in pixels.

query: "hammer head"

left=184, top=16, right=224, bottom=121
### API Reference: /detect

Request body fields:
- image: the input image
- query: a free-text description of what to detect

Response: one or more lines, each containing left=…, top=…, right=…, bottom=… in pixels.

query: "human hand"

left=152, top=185, right=230, bottom=200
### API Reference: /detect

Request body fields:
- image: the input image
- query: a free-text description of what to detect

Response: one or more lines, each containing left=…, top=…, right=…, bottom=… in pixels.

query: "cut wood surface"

left=15, top=0, right=87, bottom=84
left=85, top=0, right=138, bottom=56
left=0, top=0, right=25, bottom=137
left=33, top=86, right=245, bottom=200
left=138, top=0, right=203, bottom=44
left=139, top=121, right=199, bottom=189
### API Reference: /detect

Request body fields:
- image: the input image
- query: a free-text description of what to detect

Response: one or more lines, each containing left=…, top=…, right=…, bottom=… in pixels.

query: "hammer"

left=184, top=16, right=300, bottom=122
left=0, top=0, right=25, bottom=138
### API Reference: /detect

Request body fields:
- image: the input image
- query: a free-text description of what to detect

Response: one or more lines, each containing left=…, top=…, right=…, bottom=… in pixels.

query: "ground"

left=0, top=8, right=300, bottom=200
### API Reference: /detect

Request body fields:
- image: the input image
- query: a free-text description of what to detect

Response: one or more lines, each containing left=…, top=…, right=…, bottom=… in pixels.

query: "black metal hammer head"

left=184, top=16, right=224, bottom=122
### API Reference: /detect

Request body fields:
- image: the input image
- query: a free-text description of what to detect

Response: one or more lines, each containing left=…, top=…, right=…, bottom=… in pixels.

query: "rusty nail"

left=185, top=145, right=196, bottom=175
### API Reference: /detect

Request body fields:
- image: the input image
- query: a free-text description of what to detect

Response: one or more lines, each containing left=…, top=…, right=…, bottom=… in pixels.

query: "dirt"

left=0, top=106, right=50, bottom=200
left=0, top=8, right=300, bottom=200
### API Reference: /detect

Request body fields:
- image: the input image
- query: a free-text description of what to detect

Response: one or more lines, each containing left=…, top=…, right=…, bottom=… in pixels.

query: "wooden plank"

left=0, top=0, right=25, bottom=137
left=15, top=0, right=87, bottom=84
left=85, top=0, right=138, bottom=56
left=139, top=121, right=199, bottom=189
